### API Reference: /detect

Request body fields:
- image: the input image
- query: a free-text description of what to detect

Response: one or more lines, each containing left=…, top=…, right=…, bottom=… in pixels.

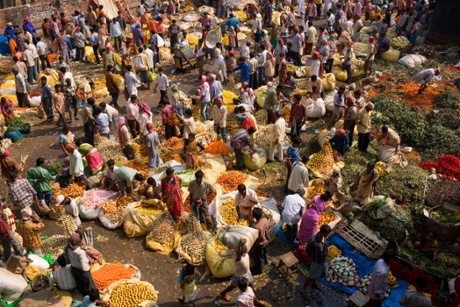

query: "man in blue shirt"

left=224, top=14, right=239, bottom=48
left=285, top=137, right=301, bottom=193
left=233, top=57, right=250, bottom=84
left=4, top=22, right=16, bottom=41
left=89, top=29, right=101, bottom=64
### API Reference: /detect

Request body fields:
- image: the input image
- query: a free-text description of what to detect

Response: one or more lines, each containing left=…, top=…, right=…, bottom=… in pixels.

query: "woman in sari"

left=118, top=116, right=135, bottom=160
left=184, top=133, right=204, bottom=169
left=161, top=167, right=183, bottom=220
left=138, top=102, right=153, bottom=138
left=171, top=84, right=190, bottom=117
left=227, top=27, right=237, bottom=50
left=351, top=161, right=380, bottom=204
left=297, top=191, right=334, bottom=245
left=59, top=126, right=75, bottom=156
left=0, top=97, right=15, bottom=126
left=75, top=139, right=104, bottom=175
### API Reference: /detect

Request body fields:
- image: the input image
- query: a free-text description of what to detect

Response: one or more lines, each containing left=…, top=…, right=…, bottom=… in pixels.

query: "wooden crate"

left=335, top=219, right=387, bottom=259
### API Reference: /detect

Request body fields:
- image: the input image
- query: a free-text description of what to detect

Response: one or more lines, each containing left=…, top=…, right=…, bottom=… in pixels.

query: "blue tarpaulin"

left=276, top=223, right=410, bottom=306
left=0, top=35, right=10, bottom=56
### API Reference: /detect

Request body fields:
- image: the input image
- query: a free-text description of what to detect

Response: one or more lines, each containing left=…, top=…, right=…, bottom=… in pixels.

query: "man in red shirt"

left=0, top=213, right=24, bottom=262
left=289, top=94, right=307, bottom=138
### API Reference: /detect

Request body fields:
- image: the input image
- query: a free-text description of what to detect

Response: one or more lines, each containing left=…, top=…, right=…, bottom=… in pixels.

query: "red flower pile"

left=419, top=155, right=460, bottom=181
left=390, top=262, right=440, bottom=306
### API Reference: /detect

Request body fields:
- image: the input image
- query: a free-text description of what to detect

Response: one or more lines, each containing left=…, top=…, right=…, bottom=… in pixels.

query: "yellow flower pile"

left=220, top=199, right=248, bottom=226
left=327, top=245, right=342, bottom=261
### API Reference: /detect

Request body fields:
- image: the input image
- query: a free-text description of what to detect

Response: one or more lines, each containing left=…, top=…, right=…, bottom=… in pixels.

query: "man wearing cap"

left=23, top=18, right=36, bottom=42
left=145, top=123, right=160, bottom=170
left=281, top=189, right=306, bottom=243
left=9, top=171, right=36, bottom=210
left=4, top=22, right=15, bottom=41
left=288, top=156, right=309, bottom=195
left=55, top=195, right=81, bottom=227
left=357, top=102, right=374, bottom=152
left=27, top=157, right=56, bottom=206
left=66, top=144, right=85, bottom=184
left=12, top=66, right=30, bottom=108
left=16, top=208, right=45, bottom=256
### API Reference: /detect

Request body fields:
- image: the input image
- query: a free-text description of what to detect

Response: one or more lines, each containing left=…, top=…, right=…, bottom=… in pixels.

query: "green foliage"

left=434, top=91, right=460, bottom=109
left=375, top=164, right=428, bottom=208
left=7, top=117, right=25, bottom=129
left=371, top=94, right=426, bottom=148
left=421, top=125, right=460, bottom=159
left=427, top=108, right=460, bottom=130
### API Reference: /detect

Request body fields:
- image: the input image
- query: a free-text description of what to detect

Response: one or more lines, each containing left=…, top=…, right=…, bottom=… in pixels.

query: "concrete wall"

left=0, top=0, right=91, bottom=33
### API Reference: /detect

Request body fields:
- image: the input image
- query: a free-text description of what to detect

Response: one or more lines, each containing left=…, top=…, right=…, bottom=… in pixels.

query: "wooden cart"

left=173, top=47, right=197, bottom=71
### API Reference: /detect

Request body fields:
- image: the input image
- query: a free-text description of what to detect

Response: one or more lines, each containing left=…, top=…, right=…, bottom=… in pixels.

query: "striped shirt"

left=230, top=129, right=253, bottom=150
left=286, top=145, right=300, bottom=164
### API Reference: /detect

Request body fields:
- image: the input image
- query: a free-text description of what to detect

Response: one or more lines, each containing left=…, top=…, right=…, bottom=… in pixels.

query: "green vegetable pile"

left=371, top=94, right=460, bottom=160
left=7, top=117, right=25, bottom=130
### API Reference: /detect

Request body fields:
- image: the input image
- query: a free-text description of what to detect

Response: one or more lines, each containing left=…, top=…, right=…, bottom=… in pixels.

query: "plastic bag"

left=148, top=71, right=156, bottom=82
left=324, top=91, right=337, bottom=112
left=243, top=148, right=267, bottom=171
left=306, top=97, right=326, bottom=119
left=4, top=129, right=23, bottom=143
left=27, top=254, right=50, bottom=270
left=79, top=189, right=119, bottom=220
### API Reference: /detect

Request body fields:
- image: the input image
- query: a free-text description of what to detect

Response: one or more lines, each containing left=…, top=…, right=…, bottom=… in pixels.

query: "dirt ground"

left=1, top=56, right=349, bottom=306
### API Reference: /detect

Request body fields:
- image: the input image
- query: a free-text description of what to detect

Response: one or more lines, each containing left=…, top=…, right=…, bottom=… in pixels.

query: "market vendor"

left=235, top=184, right=258, bottom=222
left=324, top=167, right=345, bottom=204
left=75, top=140, right=104, bottom=176
left=415, top=232, right=438, bottom=260
left=329, top=129, right=350, bottom=160
left=350, top=161, right=380, bottom=204
left=414, top=67, right=440, bottom=94
left=66, top=144, right=85, bottom=184
left=188, top=170, right=216, bottom=232
left=0, top=97, right=15, bottom=126
left=377, top=125, right=401, bottom=163
left=0, top=150, right=24, bottom=182
left=114, top=166, right=144, bottom=196
left=59, top=126, right=75, bottom=156
left=55, top=194, right=81, bottom=227
left=101, top=159, right=118, bottom=191
left=118, top=116, right=135, bottom=160
left=161, top=167, right=183, bottom=220
left=281, top=189, right=306, bottom=243
left=16, top=208, right=45, bottom=256
left=230, top=127, right=256, bottom=171
left=297, top=191, right=334, bottom=245
left=138, top=177, right=161, bottom=200
left=27, top=157, right=56, bottom=206
left=145, top=123, right=161, bottom=170
left=184, top=133, right=204, bottom=170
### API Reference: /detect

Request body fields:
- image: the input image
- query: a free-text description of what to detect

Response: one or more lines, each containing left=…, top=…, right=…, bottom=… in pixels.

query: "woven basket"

left=205, top=28, right=222, bottom=49
left=335, top=219, right=387, bottom=259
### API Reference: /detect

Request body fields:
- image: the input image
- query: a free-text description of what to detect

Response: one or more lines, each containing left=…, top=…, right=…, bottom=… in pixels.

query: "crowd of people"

left=0, top=0, right=440, bottom=306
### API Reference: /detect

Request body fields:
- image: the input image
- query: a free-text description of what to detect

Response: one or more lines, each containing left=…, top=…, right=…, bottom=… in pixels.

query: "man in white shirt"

left=212, top=54, right=227, bottom=82
left=124, top=64, right=141, bottom=97
left=352, top=18, right=364, bottom=42
left=368, top=249, right=396, bottom=306
left=305, top=21, right=317, bottom=56
left=234, top=184, right=258, bottom=221
left=268, top=111, right=286, bottom=162
left=143, top=44, right=155, bottom=72
left=66, top=144, right=85, bottom=183
left=100, top=102, right=119, bottom=135
left=256, top=44, right=268, bottom=87
left=110, top=19, right=123, bottom=52
left=212, top=97, right=228, bottom=143
left=153, top=67, right=169, bottom=108
left=281, top=189, right=305, bottom=243
left=240, top=41, right=251, bottom=62
left=101, top=159, right=119, bottom=190
left=22, top=43, right=36, bottom=84
left=36, top=37, right=50, bottom=71
left=327, top=85, right=345, bottom=130
left=287, top=156, right=309, bottom=194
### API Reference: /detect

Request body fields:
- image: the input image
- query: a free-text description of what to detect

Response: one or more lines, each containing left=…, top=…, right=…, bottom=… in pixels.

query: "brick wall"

left=0, top=0, right=92, bottom=34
